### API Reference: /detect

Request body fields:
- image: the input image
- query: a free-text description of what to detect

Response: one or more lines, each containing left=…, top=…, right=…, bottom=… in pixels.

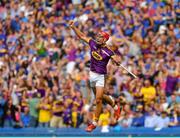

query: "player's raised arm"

left=68, top=20, right=90, bottom=44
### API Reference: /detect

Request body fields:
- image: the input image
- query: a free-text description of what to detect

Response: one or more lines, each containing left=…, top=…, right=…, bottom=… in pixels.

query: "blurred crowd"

left=0, top=0, right=179, bottom=131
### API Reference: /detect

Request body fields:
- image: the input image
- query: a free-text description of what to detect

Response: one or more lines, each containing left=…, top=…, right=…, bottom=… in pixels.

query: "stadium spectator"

left=144, top=108, right=158, bottom=128
left=118, top=113, right=133, bottom=128
left=20, top=107, right=31, bottom=127
left=50, top=96, right=64, bottom=128
left=28, top=93, right=40, bottom=127
left=38, top=97, right=52, bottom=128
left=156, top=111, right=170, bottom=129
left=131, top=105, right=145, bottom=127
left=3, top=98, right=17, bottom=127
left=99, top=107, right=111, bottom=133
left=140, top=79, right=156, bottom=104
left=168, top=103, right=180, bottom=127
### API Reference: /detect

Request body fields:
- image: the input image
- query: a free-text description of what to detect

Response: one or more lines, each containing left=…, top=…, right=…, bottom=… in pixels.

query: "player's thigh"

left=95, top=86, right=104, bottom=100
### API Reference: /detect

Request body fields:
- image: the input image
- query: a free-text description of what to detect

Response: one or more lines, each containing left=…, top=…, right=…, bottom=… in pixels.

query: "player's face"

left=95, top=33, right=106, bottom=45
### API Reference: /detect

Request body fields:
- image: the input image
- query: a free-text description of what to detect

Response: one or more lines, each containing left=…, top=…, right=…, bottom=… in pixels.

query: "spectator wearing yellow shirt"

left=38, top=97, right=52, bottom=127
left=98, top=108, right=110, bottom=132
left=140, top=79, right=156, bottom=104
left=71, top=102, right=83, bottom=128
left=50, top=97, right=64, bottom=128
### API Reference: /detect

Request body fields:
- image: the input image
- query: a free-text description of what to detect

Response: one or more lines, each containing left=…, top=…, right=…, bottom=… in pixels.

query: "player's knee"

left=96, top=97, right=102, bottom=104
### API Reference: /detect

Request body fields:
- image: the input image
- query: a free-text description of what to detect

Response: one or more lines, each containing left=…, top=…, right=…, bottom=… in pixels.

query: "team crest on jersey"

left=92, top=51, right=103, bottom=60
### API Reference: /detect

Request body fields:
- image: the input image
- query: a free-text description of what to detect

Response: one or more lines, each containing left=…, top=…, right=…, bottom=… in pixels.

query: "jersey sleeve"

left=89, top=39, right=97, bottom=50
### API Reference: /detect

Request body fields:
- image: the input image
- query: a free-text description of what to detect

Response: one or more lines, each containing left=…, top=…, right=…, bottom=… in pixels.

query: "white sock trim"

left=92, top=121, right=97, bottom=126
left=114, top=105, right=118, bottom=110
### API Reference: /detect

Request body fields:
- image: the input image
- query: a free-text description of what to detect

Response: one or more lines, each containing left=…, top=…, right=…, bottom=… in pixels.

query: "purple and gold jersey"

left=89, top=39, right=114, bottom=74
